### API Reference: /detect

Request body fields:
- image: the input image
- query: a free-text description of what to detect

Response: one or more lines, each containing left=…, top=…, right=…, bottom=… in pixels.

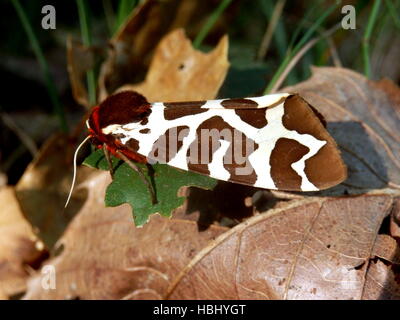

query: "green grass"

left=76, top=0, right=97, bottom=106
left=193, top=0, right=233, bottom=49
left=264, top=1, right=341, bottom=93
left=385, top=0, right=400, bottom=30
left=11, top=0, right=68, bottom=132
left=362, top=0, right=381, bottom=78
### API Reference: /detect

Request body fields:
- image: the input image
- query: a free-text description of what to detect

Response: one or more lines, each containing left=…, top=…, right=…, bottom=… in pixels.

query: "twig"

left=257, top=0, right=286, bottom=60
left=326, top=36, right=342, bottom=67
left=0, top=112, right=38, bottom=157
left=269, top=190, right=304, bottom=200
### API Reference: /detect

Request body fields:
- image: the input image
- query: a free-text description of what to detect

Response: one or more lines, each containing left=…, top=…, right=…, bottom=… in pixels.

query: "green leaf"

left=83, top=150, right=217, bottom=226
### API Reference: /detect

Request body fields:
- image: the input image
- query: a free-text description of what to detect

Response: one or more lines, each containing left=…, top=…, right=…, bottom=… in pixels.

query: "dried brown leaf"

left=117, top=29, right=229, bottom=102
left=23, top=172, right=228, bottom=300
left=0, top=187, right=46, bottom=299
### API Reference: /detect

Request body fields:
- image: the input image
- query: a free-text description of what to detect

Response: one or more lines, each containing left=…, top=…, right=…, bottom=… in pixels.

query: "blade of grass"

left=291, top=1, right=340, bottom=54
left=385, top=0, right=400, bottom=30
left=363, top=0, right=382, bottom=78
left=286, top=0, right=325, bottom=51
left=314, top=37, right=327, bottom=66
left=271, top=7, right=289, bottom=58
left=102, top=0, right=116, bottom=36
left=11, top=0, right=68, bottom=133
left=115, top=0, right=138, bottom=34
left=264, top=1, right=340, bottom=93
left=76, top=0, right=96, bottom=106
left=193, top=0, right=233, bottom=49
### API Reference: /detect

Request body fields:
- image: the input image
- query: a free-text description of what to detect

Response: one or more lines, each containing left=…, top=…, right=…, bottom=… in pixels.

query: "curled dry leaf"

left=23, top=172, right=228, bottom=300
left=372, top=234, right=400, bottom=264
left=15, top=134, right=93, bottom=248
left=117, top=28, right=229, bottom=102
left=363, top=260, right=400, bottom=300
left=66, top=36, right=96, bottom=109
left=0, top=187, right=46, bottom=299
left=284, top=67, right=400, bottom=195
left=98, top=0, right=183, bottom=102
left=166, top=194, right=400, bottom=300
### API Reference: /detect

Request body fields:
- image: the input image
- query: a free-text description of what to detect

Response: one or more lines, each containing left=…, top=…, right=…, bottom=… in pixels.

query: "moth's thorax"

left=87, top=90, right=152, bottom=140
left=87, top=92, right=150, bottom=163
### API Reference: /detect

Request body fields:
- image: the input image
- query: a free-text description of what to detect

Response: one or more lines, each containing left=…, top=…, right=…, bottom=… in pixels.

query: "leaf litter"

left=5, top=1, right=400, bottom=300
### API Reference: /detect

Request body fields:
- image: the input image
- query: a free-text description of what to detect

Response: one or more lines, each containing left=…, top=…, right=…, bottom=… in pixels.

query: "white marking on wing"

left=208, top=139, right=231, bottom=181
left=246, top=93, right=290, bottom=108
left=291, top=138, right=325, bottom=191
left=200, top=99, right=225, bottom=109
left=200, top=93, right=290, bottom=109
left=250, top=103, right=325, bottom=191
left=102, top=124, right=123, bottom=135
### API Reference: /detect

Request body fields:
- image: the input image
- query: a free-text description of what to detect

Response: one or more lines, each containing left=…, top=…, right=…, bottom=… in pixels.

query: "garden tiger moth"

left=86, top=90, right=346, bottom=190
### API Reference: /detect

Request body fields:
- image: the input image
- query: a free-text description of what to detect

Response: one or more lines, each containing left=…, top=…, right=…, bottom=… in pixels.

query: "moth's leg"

left=146, top=163, right=156, bottom=191
left=116, top=150, right=157, bottom=205
left=103, top=143, right=114, bottom=179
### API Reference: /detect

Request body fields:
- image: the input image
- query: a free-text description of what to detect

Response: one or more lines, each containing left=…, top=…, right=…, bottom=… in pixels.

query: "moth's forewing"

left=271, top=95, right=347, bottom=191
left=99, top=92, right=347, bottom=191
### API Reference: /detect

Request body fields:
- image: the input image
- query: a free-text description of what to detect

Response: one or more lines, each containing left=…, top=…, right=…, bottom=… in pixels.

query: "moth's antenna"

left=64, top=136, right=91, bottom=208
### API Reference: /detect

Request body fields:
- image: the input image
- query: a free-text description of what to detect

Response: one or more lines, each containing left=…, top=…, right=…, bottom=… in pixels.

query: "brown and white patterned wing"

left=102, top=94, right=347, bottom=191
